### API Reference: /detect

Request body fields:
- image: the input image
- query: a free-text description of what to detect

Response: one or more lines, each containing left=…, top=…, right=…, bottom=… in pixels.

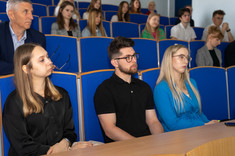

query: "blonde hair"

left=87, top=8, right=105, bottom=36
left=87, top=0, right=102, bottom=12
left=207, top=25, right=224, bottom=41
left=156, top=44, right=201, bottom=114
left=144, top=13, right=161, bottom=41
left=14, top=43, right=62, bottom=117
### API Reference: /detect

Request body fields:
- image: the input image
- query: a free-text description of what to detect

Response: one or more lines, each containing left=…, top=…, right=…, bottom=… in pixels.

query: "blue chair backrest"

left=31, top=0, right=52, bottom=5
left=132, top=38, right=159, bottom=69
left=160, top=16, right=169, bottom=26
left=78, top=69, right=114, bottom=142
left=158, top=40, right=188, bottom=64
left=227, top=66, right=235, bottom=119
left=193, top=27, right=204, bottom=40
left=32, top=3, right=48, bottom=17
left=0, top=1, right=6, bottom=13
left=0, top=75, right=15, bottom=156
left=169, top=17, right=177, bottom=25
left=217, top=42, right=229, bottom=67
left=0, top=13, right=8, bottom=22
left=104, top=11, right=117, bottom=21
left=79, top=19, right=87, bottom=31
left=31, top=15, right=39, bottom=31
left=79, top=8, right=87, bottom=18
left=48, top=5, right=56, bottom=16
left=140, top=68, right=160, bottom=91
left=112, top=22, right=139, bottom=38
left=53, top=0, right=60, bottom=5
left=189, top=67, right=228, bottom=120
left=102, top=4, right=118, bottom=11
left=78, top=37, right=113, bottom=72
left=165, top=25, right=173, bottom=39
left=78, top=2, right=90, bottom=9
left=141, top=8, right=149, bottom=14
left=40, top=16, right=56, bottom=34
left=189, top=40, right=205, bottom=68
left=46, top=35, right=79, bottom=73
left=130, top=13, right=148, bottom=24
left=102, top=20, right=110, bottom=37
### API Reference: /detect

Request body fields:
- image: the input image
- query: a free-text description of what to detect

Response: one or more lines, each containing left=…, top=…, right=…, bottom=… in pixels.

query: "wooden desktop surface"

left=49, top=122, right=235, bottom=156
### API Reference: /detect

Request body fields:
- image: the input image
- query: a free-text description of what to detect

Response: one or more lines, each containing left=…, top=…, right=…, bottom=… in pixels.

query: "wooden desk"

left=50, top=122, right=235, bottom=156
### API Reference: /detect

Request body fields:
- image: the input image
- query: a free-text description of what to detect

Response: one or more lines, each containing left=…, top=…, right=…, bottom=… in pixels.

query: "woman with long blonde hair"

left=142, top=13, right=165, bottom=41
left=82, top=8, right=106, bottom=37
left=3, top=43, right=92, bottom=155
left=83, top=0, right=102, bottom=19
left=154, top=44, right=218, bottom=132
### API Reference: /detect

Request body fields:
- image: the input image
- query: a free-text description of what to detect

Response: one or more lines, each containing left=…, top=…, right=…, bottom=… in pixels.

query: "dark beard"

left=119, top=63, right=138, bottom=75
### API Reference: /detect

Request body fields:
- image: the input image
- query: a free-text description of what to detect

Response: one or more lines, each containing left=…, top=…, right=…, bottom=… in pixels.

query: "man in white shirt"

left=201, top=10, right=234, bottom=42
left=171, top=8, right=196, bottom=41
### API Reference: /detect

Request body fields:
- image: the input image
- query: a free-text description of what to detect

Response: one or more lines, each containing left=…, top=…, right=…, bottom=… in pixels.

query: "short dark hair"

left=178, top=8, right=190, bottom=18
left=213, top=10, right=225, bottom=17
left=108, top=36, right=135, bottom=60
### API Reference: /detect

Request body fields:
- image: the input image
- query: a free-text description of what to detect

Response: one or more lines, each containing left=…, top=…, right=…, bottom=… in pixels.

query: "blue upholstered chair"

left=102, top=20, right=111, bottom=37
left=131, top=38, right=159, bottom=69
left=40, top=16, right=56, bottom=34
left=193, top=27, right=204, bottom=40
left=0, top=0, right=6, bottom=13
left=46, top=35, right=79, bottom=73
left=102, top=4, right=118, bottom=11
left=226, top=66, right=235, bottom=119
left=169, top=17, right=177, bottom=25
left=32, top=3, right=48, bottom=17
left=217, top=42, right=229, bottom=67
left=139, top=68, right=160, bottom=91
left=104, top=11, right=117, bottom=21
left=189, top=40, right=205, bottom=68
left=158, top=40, right=188, bottom=64
left=130, top=13, right=148, bottom=24
left=79, top=8, right=87, bottom=18
left=48, top=5, right=56, bottom=16
left=0, top=13, right=8, bottom=22
left=78, top=37, right=113, bottom=72
left=160, top=16, right=169, bottom=26
left=31, top=0, right=52, bottom=6
left=165, top=25, right=173, bottom=39
left=189, top=67, right=228, bottom=120
left=79, top=19, right=87, bottom=32
left=77, top=69, right=114, bottom=141
left=77, top=2, right=90, bottom=9
left=141, top=8, right=149, bottom=14
left=112, top=22, right=139, bottom=38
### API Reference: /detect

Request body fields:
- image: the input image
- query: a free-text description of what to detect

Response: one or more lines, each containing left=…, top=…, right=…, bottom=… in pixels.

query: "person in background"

left=129, top=0, right=142, bottom=14
left=201, top=10, right=234, bottom=42
left=171, top=8, right=196, bottom=41
left=54, top=0, right=80, bottom=20
left=3, top=43, right=92, bottom=156
left=196, top=26, right=224, bottom=67
left=145, top=1, right=157, bottom=15
left=0, top=0, right=46, bottom=75
left=94, top=36, right=163, bottom=143
left=142, top=13, right=166, bottom=41
left=175, top=5, right=194, bottom=27
left=83, top=0, right=101, bottom=20
left=154, top=44, right=218, bottom=132
left=82, top=8, right=106, bottom=37
left=111, top=1, right=130, bottom=22
left=51, top=1, right=81, bottom=38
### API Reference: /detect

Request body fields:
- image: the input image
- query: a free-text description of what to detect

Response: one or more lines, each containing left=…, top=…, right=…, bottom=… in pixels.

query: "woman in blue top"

left=154, top=44, right=218, bottom=132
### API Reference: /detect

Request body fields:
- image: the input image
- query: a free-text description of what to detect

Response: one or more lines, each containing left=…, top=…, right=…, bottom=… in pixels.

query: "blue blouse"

left=153, top=79, right=209, bottom=132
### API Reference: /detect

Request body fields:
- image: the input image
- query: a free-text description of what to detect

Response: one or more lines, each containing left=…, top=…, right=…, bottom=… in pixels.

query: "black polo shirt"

left=94, top=73, right=155, bottom=143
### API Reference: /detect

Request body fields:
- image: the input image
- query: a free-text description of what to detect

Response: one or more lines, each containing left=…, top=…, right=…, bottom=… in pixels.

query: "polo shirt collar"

left=112, top=73, right=136, bottom=84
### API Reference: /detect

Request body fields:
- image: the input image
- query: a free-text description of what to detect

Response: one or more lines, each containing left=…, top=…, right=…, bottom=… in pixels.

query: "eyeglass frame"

left=114, top=53, right=139, bottom=63
left=172, top=54, right=192, bottom=62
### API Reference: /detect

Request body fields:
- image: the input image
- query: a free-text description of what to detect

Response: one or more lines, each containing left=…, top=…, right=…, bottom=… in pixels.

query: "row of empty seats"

left=1, top=66, right=235, bottom=155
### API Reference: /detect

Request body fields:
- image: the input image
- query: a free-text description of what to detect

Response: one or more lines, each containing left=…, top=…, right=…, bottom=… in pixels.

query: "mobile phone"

left=224, top=122, right=235, bottom=126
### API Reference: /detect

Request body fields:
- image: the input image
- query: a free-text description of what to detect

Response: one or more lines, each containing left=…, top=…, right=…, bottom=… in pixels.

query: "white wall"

left=192, top=0, right=235, bottom=36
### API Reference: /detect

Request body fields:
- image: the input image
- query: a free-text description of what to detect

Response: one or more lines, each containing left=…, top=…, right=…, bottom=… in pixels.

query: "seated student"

left=225, top=40, right=235, bottom=67
left=51, top=1, right=81, bottom=38
left=142, top=13, right=166, bottom=41
left=175, top=5, right=194, bottom=27
left=111, top=1, right=130, bottom=22
left=171, top=8, right=196, bottom=41
left=3, top=43, right=92, bottom=156
left=154, top=44, right=218, bottom=132
left=82, top=8, right=107, bottom=37
left=145, top=1, right=157, bottom=15
left=54, top=0, right=80, bottom=20
left=129, top=0, right=142, bottom=14
left=196, top=26, right=224, bottom=67
left=94, top=36, right=163, bottom=143
left=83, top=0, right=101, bottom=20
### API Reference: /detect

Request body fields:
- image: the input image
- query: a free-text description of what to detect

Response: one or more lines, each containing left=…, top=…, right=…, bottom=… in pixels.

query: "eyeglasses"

left=114, top=53, right=139, bottom=63
left=50, top=45, right=71, bottom=70
left=173, top=54, right=192, bottom=62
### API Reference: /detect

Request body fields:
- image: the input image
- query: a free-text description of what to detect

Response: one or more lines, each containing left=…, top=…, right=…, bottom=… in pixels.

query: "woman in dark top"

left=51, top=1, right=81, bottom=38
left=3, top=43, right=91, bottom=156
left=196, top=26, right=224, bottom=67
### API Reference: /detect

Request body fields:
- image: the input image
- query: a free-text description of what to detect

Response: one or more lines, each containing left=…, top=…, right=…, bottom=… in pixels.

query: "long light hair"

left=156, top=44, right=201, bottom=114
left=87, top=0, right=102, bottom=12
left=117, top=1, right=130, bottom=22
left=87, top=8, right=105, bottom=36
left=14, top=43, right=62, bottom=117
left=144, top=13, right=161, bottom=41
